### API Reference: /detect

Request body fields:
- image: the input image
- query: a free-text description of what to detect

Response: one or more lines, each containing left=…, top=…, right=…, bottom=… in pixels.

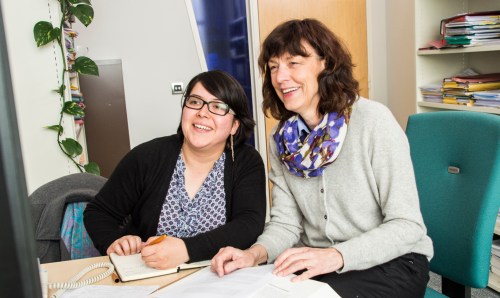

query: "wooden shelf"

left=417, top=101, right=500, bottom=115
left=418, top=44, right=500, bottom=56
left=489, top=271, right=500, bottom=292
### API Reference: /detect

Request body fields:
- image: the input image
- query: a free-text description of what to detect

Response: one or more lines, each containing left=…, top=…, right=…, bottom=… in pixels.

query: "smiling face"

left=181, top=82, right=239, bottom=154
left=268, top=41, right=325, bottom=126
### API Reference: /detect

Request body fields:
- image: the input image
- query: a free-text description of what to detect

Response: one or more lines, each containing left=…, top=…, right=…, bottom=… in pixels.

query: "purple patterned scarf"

left=273, top=112, right=348, bottom=178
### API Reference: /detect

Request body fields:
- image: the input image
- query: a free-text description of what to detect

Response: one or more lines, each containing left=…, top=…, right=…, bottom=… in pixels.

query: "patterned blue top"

left=157, top=152, right=226, bottom=237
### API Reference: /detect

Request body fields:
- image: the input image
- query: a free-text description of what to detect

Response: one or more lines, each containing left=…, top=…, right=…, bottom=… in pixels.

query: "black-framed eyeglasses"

left=183, top=95, right=235, bottom=116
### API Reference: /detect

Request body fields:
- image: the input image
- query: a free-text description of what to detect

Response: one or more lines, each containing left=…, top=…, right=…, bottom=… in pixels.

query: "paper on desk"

left=150, top=265, right=340, bottom=298
left=61, top=285, right=159, bottom=298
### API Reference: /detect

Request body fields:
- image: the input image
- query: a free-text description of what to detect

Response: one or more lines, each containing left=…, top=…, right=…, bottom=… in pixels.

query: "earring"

left=230, top=134, right=234, bottom=162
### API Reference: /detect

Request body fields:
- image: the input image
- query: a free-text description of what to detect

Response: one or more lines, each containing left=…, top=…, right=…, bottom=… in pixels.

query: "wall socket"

left=171, top=82, right=183, bottom=94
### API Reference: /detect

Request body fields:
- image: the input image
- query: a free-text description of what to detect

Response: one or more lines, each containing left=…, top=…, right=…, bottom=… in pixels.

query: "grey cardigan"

left=256, top=98, right=434, bottom=272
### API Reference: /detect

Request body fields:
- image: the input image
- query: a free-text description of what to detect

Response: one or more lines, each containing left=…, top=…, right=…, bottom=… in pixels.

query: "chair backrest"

left=29, top=173, right=107, bottom=263
left=406, top=111, right=500, bottom=289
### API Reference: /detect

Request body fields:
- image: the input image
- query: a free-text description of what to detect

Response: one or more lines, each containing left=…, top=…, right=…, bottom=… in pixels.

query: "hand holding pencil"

left=145, top=234, right=167, bottom=247
left=141, top=234, right=190, bottom=270
left=111, top=235, right=167, bottom=283
left=106, top=234, right=169, bottom=256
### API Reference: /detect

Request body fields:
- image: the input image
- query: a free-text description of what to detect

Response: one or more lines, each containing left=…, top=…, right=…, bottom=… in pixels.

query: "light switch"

left=171, top=82, right=183, bottom=94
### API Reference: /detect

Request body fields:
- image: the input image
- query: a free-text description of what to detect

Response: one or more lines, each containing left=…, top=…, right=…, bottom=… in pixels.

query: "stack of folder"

left=442, top=73, right=500, bottom=106
left=473, top=90, right=500, bottom=108
left=441, top=11, right=500, bottom=47
left=419, top=84, right=443, bottom=103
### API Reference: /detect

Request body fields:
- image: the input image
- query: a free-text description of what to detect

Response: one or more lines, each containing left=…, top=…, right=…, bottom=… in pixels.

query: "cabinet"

left=415, top=0, right=500, bottom=115
left=415, top=1, right=500, bottom=292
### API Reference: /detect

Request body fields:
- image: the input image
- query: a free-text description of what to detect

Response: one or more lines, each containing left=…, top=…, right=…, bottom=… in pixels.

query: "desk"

left=42, top=256, right=339, bottom=298
left=41, top=256, right=199, bottom=297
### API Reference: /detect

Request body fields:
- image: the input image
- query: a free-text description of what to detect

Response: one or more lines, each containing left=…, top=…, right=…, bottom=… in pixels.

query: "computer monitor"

left=0, top=5, right=43, bottom=297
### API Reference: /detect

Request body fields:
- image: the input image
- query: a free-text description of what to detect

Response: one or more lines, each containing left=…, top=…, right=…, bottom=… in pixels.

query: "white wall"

left=1, top=0, right=203, bottom=193
left=385, top=0, right=416, bottom=129
left=73, top=0, right=203, bottom=148
left=2, top=0, right=80, bottom=193
left=367, top=0, right=416, bottom=129
left=366, top=0, right=388, bottom=106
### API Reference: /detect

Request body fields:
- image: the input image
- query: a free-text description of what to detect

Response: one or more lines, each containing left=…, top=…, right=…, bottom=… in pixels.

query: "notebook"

left=109, top=253, right=211, bottom=282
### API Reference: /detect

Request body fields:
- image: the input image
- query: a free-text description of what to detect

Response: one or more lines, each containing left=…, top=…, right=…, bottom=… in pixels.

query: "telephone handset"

left=46, top=262, right=114, bottom=298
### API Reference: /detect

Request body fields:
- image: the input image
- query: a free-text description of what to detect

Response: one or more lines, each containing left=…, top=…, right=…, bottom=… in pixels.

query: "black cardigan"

left=84, top=135, right=266, bottom=261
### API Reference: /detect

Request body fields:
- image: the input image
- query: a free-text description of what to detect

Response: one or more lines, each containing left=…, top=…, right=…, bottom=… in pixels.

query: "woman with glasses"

left=84, top=70, right=266, bottom=270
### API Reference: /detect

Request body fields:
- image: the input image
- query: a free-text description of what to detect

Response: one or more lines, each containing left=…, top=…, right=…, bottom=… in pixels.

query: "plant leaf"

left=68, top=0, right=91, bottom=5
left=33, top=21, right=60, bottom=47
left=45, top=125, right=64, bottom=134
left=70, top=4, right=94, bottom=27
left=84, top=162, right=100, bottom=175
left=61, top=138, right=83, bottom=157
left=73, top=56, right=99, bottom=76
left=54, top=84, right=66, bottom=96
left=63, top=101, right=85, bottom=116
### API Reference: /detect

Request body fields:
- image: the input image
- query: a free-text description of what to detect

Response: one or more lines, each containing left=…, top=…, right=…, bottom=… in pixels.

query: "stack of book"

left=442, top=72, right=500, bottom=106
left=71, top=85, right=85, bottom=125
left=441, top=11, right=500, bottom=47
left=63, top=28, right=78, bottom=68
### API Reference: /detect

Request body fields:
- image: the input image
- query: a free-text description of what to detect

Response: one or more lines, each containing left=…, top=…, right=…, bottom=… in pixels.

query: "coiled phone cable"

left=48, top=262, right=114, bottom=298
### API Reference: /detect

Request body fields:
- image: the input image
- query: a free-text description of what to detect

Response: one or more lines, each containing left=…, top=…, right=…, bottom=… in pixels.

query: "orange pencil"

left=146, top=234, right=167, bottom=246
left=111, top=271, right=120, bottom=283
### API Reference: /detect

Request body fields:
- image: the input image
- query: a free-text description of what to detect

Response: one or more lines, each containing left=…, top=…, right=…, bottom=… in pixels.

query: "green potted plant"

left=33, top=0, right=100, bottom=175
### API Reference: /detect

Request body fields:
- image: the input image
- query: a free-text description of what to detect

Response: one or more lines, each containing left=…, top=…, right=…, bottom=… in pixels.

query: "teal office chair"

left=406, top=111, right=500, bottom=298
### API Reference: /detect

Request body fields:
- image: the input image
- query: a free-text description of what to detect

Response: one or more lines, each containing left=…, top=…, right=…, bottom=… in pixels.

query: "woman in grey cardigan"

left=211, top=19, right=433, bottom=298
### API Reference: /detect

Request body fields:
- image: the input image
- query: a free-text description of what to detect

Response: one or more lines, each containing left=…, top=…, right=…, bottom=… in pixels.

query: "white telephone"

left=41, top=261, right=114, bottom=298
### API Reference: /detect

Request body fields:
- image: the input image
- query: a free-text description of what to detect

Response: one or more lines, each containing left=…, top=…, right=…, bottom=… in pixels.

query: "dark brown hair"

left=259, top=18, right=359, bottom=121
left=177, top=70, right=255, bottom=148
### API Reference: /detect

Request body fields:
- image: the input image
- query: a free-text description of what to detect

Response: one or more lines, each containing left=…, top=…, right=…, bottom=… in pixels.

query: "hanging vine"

left=33, top=0, right=100, bottom=175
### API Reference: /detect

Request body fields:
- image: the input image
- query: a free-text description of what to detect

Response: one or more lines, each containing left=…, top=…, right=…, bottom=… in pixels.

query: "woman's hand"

left=210, top=245, right=267, bottom=277
left=140, top=236, right=189, bottom=270
left=106, top=235, right=143, bottom=256
left=273, top=247, right=344, bottom=282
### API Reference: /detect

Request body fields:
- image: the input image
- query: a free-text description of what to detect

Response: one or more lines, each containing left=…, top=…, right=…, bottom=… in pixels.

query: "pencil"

left=111, top=272, right=120, bottom=283
left=146, top=234, right=167, bottom=246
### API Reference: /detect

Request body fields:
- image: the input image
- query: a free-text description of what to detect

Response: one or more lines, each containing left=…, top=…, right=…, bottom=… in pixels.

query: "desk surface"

left=41, top=256, right=199, bottom=296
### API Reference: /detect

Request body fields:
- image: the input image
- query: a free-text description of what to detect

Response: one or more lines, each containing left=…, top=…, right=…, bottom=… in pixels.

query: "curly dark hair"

left=259, top=18, right=359, bottom=121
left=177, top=70, right=255, bottom=149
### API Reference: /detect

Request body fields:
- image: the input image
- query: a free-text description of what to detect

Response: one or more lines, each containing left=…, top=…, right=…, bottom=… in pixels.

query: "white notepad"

left=109, top=253, right=210, bottom=282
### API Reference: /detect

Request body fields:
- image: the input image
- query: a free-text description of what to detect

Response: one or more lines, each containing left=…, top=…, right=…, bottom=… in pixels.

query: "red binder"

left=451, top=73, right=500, bottom=83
